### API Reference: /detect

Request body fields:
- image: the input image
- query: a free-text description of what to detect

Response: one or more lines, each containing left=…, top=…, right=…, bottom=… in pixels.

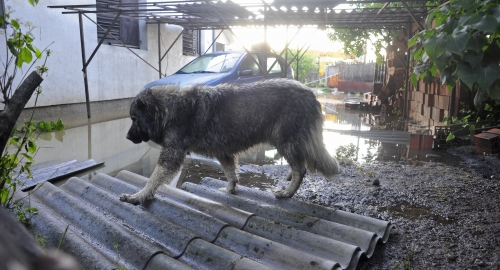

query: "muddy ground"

left=182, top=145, right=500, bottom=269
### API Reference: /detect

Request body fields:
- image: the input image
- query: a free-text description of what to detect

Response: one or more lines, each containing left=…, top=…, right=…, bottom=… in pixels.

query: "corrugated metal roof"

left=15, top=171, right=392, bottom=270
left=49, top=1, right=432, bottom=30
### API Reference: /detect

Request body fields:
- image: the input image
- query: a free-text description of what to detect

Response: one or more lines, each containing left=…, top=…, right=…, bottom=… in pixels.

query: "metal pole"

left=82, top=11, right=121, bottom=71
left=285, top=25, right=288, bottom=77
left=160, top=29, right=184, bottom=62
left=157, top=22, right=162, bottom=79
left=78, top=12, right=91, bottom=118
left=264, top=4, right=268, bottom=79
left=403, top=25, right=410, bottom=119
left=203, top=30, right=223, bottom=55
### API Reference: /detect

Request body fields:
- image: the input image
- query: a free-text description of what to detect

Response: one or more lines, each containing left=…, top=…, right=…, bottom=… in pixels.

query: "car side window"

left=267, top=56, right=283, bottom=74
left=239, top=54, right=262, bottom=76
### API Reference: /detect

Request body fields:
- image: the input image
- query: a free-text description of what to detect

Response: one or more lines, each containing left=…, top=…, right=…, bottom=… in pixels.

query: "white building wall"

left=1, top=0, right=200, bottom=108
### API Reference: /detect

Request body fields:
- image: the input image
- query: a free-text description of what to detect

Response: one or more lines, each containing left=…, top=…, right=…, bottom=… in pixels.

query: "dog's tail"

left=305, top=120, right=339, bottom=178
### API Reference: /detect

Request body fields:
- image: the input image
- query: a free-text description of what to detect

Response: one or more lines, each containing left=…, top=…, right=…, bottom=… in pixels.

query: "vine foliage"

left=0, top=1, right=65, bottom=224
left=409, top=0, right=500, bottom=106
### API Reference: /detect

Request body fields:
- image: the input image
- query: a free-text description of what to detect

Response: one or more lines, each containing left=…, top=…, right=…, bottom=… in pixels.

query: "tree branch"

left=0, top=71, right=43, bottom=154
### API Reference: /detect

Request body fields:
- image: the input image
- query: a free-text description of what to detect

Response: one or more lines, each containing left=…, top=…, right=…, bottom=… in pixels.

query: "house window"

left=183, top=29, right=199, bottom=56
left=96, top=0, right=139, bottom=48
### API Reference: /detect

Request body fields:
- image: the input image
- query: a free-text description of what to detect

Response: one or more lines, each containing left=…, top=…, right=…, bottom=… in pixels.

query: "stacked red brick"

left=474, top=128, right=500, bottom=154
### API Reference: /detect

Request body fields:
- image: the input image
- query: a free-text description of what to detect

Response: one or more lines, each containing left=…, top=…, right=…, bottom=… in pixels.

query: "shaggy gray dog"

left=120, top=79, right=339, bottom=205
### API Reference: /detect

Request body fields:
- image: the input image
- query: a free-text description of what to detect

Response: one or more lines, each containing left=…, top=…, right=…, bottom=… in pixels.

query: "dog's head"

left=126, top=97, right=152, bottom=144
left=127, top=85, right=180, bottom=145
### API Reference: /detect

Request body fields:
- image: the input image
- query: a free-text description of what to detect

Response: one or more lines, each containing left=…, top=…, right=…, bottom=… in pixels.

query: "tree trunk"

left=0, top=71, right=43, bottom=154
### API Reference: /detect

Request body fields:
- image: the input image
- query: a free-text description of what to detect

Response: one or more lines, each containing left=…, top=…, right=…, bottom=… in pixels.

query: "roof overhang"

left=49, top=0, right=434, bottom=30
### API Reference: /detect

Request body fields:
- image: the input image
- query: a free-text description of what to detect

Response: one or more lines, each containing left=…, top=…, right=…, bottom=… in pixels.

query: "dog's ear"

left=136, top=98, right=146, bottom=111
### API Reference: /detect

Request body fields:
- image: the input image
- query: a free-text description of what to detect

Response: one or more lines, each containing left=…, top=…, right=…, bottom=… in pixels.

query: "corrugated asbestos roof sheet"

left=15, top=171, right=392, bottom=270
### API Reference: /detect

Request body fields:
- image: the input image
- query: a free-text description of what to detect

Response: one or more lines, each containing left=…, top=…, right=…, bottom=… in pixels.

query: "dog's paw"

left=119, top=193, right=141, bottom=205
left=273, top=189, right=293, bottom=198
left=218, top=186, right=237, bottom=194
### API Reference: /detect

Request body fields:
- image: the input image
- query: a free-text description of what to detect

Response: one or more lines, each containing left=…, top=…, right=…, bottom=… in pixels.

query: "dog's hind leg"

left=274, top=147, right=306, bottom=198
left=120, top=148, right=184, bottom=205
left=217, top=154, right=239, bottom=194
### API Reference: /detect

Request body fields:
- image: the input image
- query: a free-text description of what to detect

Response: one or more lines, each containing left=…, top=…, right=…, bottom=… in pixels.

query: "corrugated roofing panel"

left=15, top=170, right=392, bottom=269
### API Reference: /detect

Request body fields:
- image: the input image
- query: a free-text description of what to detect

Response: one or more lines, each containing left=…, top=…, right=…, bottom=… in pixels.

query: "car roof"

left=203, top=50, right=280, bottom=56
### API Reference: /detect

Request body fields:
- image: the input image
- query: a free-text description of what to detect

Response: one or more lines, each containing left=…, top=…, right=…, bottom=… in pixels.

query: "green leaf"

left=16, top=47, right=33, bottom=68
left=477, top=63, right=500, bottom=92
left=470, top=14, right=498, bottom=33
left=457, top=62, right=480, bottom=89
left=27, top=140, right=37, bottom=154
left=54, top=118, right=65, bottom=130
left=434, top=13, right=449, bottom=27
left=435, top=51, right=452, bottom=71
left=446, top=132, right=455, bottom=141
left=408, top=34, right=419, bottom=48
left=429, top=64, right=437, bottom=77
left=8, top=154, right=19, bottom=165
left=484, top=103, right=492, bottom=112
left=487, top=80, right=500, bottom=100
left=35, top=48, right=42, bottom=59
left=493, top=6, right=500, bottom=22
left=423, top=29, right=436, bottom=39
left=440, top=65, right=456, bottom=85
left=411, top=73, right=418, bottom=88
left=463, top=51, right=484, bottom=68
left=426, top=8, right=442, bottom=29
left=423, top=33, right=448, bottom=60
left=446, top=28, right=469, bottom=55
left=1, top=188, right=9, bottom=205
left=11, top=19, right=20, bottom=30
left=7, top=40, right=19, bottom=56
left=441, top=17, right=456, bottom=35
left=21, top=153, right=34, bottom=162
left=412, top=47, right=424, bottom=61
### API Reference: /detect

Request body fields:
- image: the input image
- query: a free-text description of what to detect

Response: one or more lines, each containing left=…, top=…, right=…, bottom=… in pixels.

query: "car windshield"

left=177, top=52, right=244, bottom=74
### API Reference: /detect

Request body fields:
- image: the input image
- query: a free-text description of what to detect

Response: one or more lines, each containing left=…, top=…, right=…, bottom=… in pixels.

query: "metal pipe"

left=160, top=29, right=184, bottom=62
left=210, top=6, right=266, bottom=76
left=403, top=25, right=410, bottom=119
left=78, top=12, right=91, bottom=118
left=82, top=11, right=121, bottom=71
left=83, top=13, right=162, bottom=75
left=158, top=22, right=162, bottom=79
left=203, top=30, right=223, bottom=55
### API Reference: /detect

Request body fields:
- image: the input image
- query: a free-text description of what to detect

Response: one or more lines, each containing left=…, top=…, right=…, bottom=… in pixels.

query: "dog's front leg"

left=120, top=148, right=184, bottom=205
left=217, top=154, right=239, bottom=194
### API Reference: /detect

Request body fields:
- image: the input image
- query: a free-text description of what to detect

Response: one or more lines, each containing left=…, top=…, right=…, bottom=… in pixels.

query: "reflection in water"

left=31, top=92, right=462, bottom=189
left=33, top=115, right=161, bottom=180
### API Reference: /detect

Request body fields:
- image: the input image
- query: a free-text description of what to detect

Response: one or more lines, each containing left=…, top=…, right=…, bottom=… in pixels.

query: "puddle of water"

left=28, top=92, right=463, bottom=190
left=30, top=111, right=161, bottom=181
left=379, top=202, right=456, bottom=225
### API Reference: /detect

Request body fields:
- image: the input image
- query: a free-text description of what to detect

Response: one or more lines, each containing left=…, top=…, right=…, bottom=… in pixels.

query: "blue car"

left=145, top=50, right=294, bottom=88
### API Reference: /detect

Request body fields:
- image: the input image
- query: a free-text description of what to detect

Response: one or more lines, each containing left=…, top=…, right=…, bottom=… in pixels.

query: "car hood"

left=144, top=73, right=227, bottom=88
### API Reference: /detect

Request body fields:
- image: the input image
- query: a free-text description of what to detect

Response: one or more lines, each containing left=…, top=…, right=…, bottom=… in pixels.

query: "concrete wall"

left=1, top=0, right=221, bottom=111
